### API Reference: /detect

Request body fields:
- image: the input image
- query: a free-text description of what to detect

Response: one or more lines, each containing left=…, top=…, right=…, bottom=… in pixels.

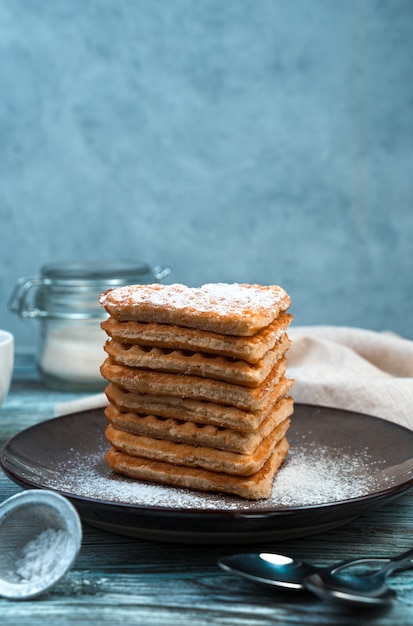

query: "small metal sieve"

left=0, top=490, right=82, bottom=600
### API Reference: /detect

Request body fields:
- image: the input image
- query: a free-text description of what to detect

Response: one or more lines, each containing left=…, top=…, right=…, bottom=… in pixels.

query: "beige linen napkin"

left=54, top=392, right=108, bottom=417
left=287, top=326, right=413, bottom=430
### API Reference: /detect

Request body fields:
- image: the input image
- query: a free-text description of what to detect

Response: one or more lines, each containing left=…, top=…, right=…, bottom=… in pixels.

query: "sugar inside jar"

left=8, top=260, right=171, bottom=391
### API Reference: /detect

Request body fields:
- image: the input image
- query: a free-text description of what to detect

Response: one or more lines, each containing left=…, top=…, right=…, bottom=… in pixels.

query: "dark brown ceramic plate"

left=1, top=404, right=413, bottom=543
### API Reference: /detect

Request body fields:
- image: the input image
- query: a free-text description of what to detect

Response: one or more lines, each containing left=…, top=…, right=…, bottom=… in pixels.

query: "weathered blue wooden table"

left=1, top=353, right=412, bottom=625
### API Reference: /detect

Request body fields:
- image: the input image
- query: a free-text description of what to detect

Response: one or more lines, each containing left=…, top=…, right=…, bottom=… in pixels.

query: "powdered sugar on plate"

left=272, top=445, right=378, bottom=506
left=38, top=440, right=379, bottom=511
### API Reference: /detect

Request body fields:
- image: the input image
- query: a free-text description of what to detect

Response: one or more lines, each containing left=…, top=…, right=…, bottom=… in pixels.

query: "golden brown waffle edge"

left=105, top=437, right=290, bottom=500
left=105, top=396, right=294, bottom=454
left=101, top=312, right=293, bottom=363
left=100, top=356, right=288, bottom=411
left=105, top=418, right=290, bottom=476
left=104, top=377, right=295, bottom=432
left=104, top=334, right=291, bottom=388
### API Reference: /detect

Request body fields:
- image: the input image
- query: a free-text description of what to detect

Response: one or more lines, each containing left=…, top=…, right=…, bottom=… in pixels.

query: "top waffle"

left=99, top=283, right=291, bottom=336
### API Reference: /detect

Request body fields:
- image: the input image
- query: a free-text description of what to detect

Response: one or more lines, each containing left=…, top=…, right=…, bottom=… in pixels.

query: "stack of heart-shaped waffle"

left=99, top=283, right=294, bottom=500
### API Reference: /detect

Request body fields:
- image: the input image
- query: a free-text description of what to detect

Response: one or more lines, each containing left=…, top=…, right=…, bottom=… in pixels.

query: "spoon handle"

left=378, top=547, right=413, bottom=577
left=330, top=558, right=390, bottom=574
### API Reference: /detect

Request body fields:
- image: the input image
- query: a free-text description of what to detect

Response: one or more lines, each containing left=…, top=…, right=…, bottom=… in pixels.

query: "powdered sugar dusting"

left=36, top=441, right=380, bottom=511
left=14, top=529, right=69, bottom=583
left=100, top=283, right=289, bottom=318
left=272, top=446, right=377, bottom=505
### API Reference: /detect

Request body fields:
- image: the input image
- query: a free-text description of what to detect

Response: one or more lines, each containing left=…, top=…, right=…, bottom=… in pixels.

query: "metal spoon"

left=218, top=552, right=392, bottom=591
left=0, top=490, right=82, bottom=600
left=304, top=546, right=413, bottom=607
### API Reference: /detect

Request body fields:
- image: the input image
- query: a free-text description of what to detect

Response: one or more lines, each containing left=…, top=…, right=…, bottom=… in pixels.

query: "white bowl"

left=0, top=331, right=14, bottom=409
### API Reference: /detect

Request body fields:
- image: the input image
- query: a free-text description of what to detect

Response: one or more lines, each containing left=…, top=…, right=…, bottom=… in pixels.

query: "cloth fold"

left=54, top=392, right=108, bottom=417
left=287, top=326, right=413, bottom=430
left=54, top=326, right=413, bottom=432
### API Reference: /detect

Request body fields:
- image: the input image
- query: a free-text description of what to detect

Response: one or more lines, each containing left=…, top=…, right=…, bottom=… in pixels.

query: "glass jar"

left=8, top=260, right=171, bottom=391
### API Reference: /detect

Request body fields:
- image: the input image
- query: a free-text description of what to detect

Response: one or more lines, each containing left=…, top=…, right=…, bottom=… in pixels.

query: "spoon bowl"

left=304, top=571, right=396, bottom=607
left=219, top=553, right=317, bottom=590
left=0, top=490, right=82, bottom=600
left=218, top=552, right=391, bottom=592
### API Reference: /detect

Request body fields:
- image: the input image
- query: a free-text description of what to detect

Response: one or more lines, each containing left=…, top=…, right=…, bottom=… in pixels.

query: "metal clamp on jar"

left=8, top=260, right=171, bottom=391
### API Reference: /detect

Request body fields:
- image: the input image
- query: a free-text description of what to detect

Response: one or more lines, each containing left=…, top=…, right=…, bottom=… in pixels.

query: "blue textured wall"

left=1, top=0, right=413, bottom=349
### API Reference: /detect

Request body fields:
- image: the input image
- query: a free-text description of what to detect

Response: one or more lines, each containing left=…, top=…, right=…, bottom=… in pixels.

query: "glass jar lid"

left=40, top=260, right=154, bottom=286
left=9, top=260, right=171, bottom=319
